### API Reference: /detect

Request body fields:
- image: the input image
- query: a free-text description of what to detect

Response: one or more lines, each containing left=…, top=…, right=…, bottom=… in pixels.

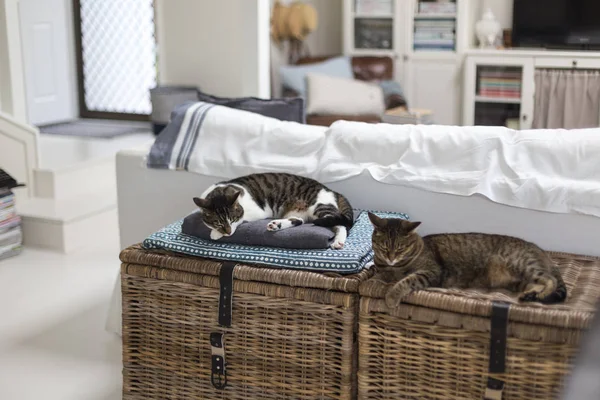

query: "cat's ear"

left=193, top=197, right=210, bottom=209
left=368, top=212, right=386, bottom=228
left=226, top=190, right=241, bottom=206
left=404, top=221, right=421, bottom=233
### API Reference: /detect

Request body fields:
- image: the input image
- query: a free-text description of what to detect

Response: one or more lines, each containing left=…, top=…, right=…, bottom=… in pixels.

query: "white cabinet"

left=463, top=55, right=534, bottom=129
left=404, top=56, right=462, bottom=125
left=463, top=49, right=600, bottom=128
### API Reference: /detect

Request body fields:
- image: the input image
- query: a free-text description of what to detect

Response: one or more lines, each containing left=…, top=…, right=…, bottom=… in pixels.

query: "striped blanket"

left=147, top=101, right=325, bottom=176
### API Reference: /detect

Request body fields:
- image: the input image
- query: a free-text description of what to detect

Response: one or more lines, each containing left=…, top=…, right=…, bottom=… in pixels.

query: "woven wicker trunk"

left=120, top=245, right=372, bottom=400
left=358, top=252, right=600, bottom=400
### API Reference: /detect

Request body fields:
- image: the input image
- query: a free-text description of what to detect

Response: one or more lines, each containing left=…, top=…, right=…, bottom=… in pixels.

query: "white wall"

left=270, top=0, right=343, bottom=97
left=478, top=0, right=513, bottom=30
left=155, top=0, right=270, bottom=98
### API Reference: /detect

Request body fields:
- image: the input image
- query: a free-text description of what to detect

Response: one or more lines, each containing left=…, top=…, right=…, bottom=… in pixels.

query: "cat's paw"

left=385, top=289, right=404, bottom=309
left=385, top=282, right=413, bottom=308
left=266, top=220, right=283, bottom=231
left=330, top=239, right=345, bottom=250
left=519, top=290, right=540, bottom=302
left=210, top=230, right=224, bottom=240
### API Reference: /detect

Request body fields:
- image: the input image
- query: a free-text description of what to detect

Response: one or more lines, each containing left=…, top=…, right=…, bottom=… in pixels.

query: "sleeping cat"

left=192, top=173, right=354, bottom=249
left=367, top=213, right=567, bottom=308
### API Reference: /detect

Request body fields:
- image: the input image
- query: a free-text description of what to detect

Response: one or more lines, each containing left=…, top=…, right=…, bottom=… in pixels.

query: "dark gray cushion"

left=182, top=212, right=334, bottom=249
left=197, top=91, right=305, bottom=123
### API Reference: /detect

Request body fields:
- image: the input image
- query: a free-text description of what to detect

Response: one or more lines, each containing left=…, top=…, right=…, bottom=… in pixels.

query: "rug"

left=39, top=119, right=151, bottom=139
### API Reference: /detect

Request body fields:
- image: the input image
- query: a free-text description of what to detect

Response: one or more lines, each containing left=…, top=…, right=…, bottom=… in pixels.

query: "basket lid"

left=360, top=252, right=600, bottom=332
left=120, top=244, right=372, bottom=293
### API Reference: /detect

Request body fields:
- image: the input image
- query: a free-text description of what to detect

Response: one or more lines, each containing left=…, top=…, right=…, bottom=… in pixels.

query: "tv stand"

left=463, top=48, right=600, bottom=128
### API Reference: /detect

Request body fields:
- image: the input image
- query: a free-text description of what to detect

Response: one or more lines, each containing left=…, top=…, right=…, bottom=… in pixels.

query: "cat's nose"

left=223, top=226, right=232, bottom=235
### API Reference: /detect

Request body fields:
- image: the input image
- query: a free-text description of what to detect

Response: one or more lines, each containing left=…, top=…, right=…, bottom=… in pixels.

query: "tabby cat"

left=192, top=173, right=354, bottom=249
left=367, top=213, right=567, bottom=308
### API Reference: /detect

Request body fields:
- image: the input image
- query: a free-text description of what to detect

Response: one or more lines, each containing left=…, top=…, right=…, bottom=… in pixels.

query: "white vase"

left=475, top=8, right=501, bottom=49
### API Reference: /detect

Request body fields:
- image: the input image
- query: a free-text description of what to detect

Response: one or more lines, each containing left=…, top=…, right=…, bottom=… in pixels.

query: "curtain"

left=532, top=69, right=600, bottom=129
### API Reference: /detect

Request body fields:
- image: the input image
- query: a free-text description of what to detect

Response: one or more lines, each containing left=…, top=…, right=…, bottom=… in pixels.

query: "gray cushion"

left=196, top=91, right=305, bottom=123
left=182, top=212, right=334, bottom=249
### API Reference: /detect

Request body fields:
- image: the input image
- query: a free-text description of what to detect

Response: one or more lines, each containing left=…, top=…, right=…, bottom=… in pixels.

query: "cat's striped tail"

left=313, top=194, right=354, bottom=230
left=541, top=273, right=568, bottom=304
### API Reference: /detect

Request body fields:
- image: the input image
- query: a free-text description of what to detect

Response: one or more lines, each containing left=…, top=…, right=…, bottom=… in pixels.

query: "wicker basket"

left=120, top=245, right=373, bottom=400
left=358, top=252, right=600, bottom=400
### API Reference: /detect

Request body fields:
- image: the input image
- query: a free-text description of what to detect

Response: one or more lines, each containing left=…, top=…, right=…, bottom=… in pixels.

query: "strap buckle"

left=210, top=332, right=227, bottom=390
left=484, top=377, right=505, bottom=400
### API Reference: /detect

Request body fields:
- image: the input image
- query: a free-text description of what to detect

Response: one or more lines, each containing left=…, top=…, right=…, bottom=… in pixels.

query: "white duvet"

left=151, top=104, right=600, bottom=218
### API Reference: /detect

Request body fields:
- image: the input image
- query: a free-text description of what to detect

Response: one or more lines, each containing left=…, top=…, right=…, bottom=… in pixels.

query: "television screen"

left=513, top=0, right=600, bottom=48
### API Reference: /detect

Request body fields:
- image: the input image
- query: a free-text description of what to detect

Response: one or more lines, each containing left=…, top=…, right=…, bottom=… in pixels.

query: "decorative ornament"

left=475, top=8, right=502, bottom=49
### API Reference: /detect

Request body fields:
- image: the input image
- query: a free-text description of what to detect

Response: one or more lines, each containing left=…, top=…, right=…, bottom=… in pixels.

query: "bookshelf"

left=343, top=0, right=475, bottom=125
left=463, top=54, right=534, bottom=129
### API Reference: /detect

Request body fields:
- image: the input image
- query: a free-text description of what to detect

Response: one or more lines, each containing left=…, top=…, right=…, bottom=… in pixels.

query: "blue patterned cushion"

left=142, top=210, right=409, bottom=274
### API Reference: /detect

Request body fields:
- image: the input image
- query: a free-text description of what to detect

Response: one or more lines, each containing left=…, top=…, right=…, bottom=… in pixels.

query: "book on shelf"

left=418, top=1, right=457, bottom=15
left=479, top=90, right=521, bottom=98
left=479, top=69, right=522, bottom=97
left=355, top=0, right=393, bottom=15
left=413, top=17, right=455, bottom=51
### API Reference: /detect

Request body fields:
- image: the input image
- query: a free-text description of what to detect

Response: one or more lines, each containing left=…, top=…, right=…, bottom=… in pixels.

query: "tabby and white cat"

left=193, top=173, right=354, bottom=249
left=367, top=213, right=567, bottom=308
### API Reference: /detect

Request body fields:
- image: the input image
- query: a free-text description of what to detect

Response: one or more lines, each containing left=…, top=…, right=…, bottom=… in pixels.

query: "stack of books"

left=355, top=0, right=393, bottom=16
left=478, top=69, right=522, bottom=98
left=418, top=1, right=457, bottom=15
left=382, top=107, right=435, bottom=125
left=413, top=19, right=456, bottom=51
left=0, top=169, right=23, bottom=261
left=414, top=1, right=456, bottom=51
left=0, top=191, right=22, bottom=261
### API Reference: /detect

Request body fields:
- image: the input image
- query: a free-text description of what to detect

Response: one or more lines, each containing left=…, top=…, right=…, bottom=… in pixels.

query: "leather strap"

left=218, top=262, right=236, bottom=327
left=210, top=332, right=227, bottom=389
left=484, top=301, right=510, bottom=400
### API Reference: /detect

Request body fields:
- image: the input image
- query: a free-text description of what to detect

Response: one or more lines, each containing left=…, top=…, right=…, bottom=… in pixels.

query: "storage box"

left=358, top=252, right=600, bottom=400
left=120, top=245, right=373, bottom=399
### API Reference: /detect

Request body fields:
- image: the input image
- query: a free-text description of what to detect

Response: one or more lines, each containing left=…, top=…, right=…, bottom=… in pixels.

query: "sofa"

left=283, top=55, right=407, bottom=126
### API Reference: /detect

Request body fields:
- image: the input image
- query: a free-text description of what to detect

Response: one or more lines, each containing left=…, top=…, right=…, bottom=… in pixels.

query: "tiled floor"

left=0, top=237, right=122, bottom=400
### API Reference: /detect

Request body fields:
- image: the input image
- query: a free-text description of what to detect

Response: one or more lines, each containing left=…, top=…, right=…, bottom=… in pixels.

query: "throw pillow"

left=280, top=56, right=354, bottom=97
left=197, top=91, right=305, bottom=123
left=305, top=73, right=386, bottom=116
